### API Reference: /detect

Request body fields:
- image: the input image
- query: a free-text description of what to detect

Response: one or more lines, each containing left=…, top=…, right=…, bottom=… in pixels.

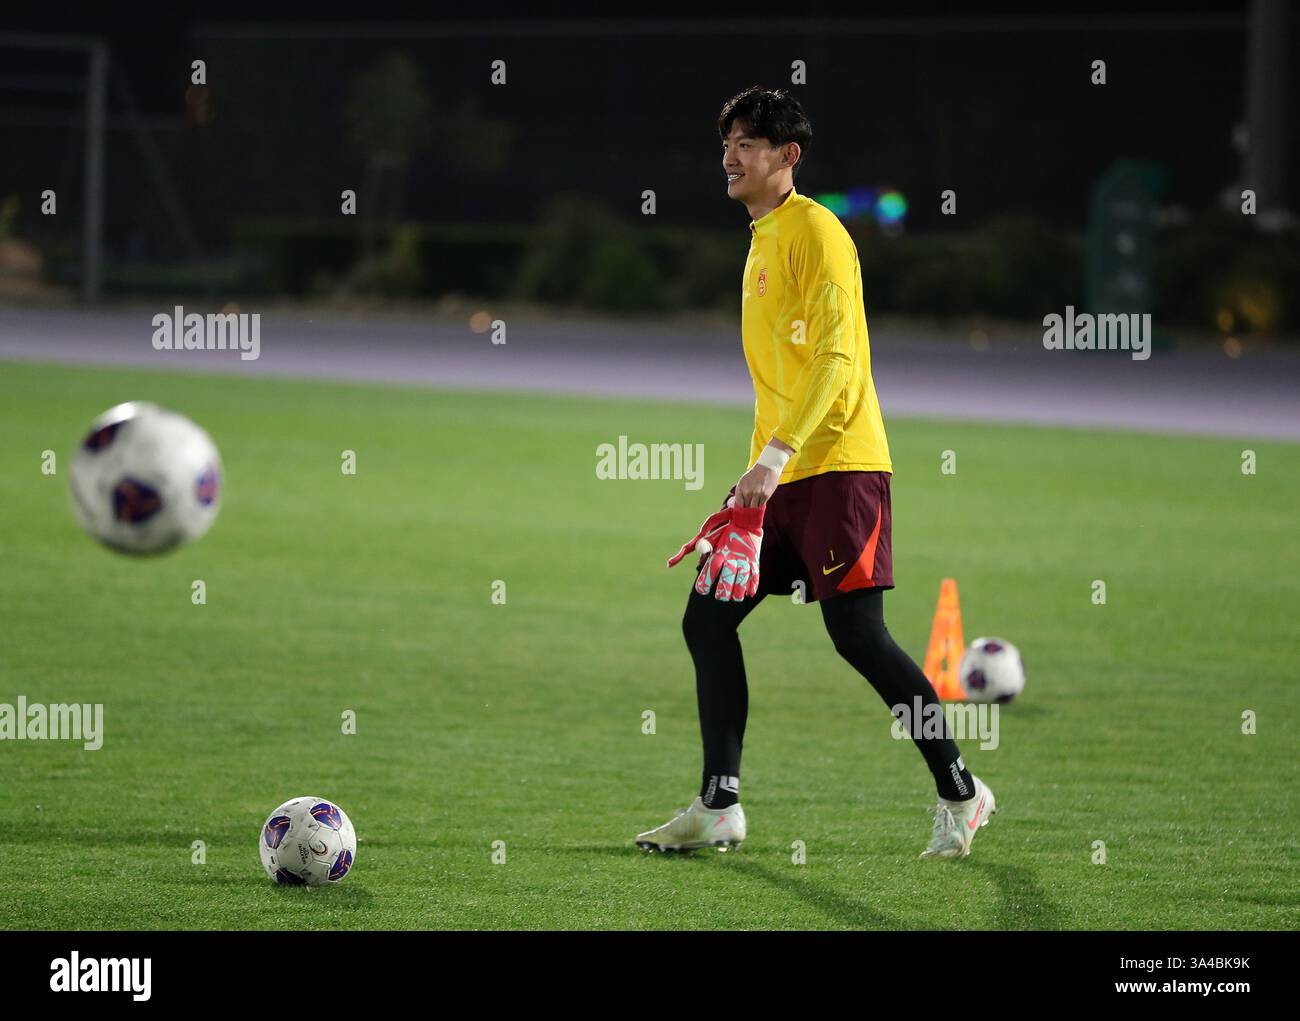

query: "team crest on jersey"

left=757, top=268, right=767, bottom=296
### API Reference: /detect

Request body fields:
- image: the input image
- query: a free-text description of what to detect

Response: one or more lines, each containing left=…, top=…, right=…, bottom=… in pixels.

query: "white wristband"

left=756, top=443, right=792, bottom=473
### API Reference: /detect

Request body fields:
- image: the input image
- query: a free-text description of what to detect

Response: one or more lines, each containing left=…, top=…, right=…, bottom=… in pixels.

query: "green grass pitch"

left=0, top=358, right=1296, bottom=930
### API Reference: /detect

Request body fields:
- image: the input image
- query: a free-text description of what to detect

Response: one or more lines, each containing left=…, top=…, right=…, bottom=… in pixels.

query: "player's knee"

left=825, top=614, right=890, bottom=667
left=682, top=597, right=731, bottom=651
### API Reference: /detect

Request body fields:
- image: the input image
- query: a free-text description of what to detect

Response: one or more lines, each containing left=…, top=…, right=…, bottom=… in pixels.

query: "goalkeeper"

left=636, top=87, right=996, bottom=860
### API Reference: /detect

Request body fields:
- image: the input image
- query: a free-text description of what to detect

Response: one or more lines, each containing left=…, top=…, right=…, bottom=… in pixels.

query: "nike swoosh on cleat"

left=714, top=816, right=726, bottom=827
left=966, top=795, right=986, bottom=830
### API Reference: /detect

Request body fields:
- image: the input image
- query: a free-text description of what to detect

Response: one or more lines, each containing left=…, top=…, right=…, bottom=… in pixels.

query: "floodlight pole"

left=82, top=40, right=108, bottom=303
left=1243, top=0, right=1289, bottom=224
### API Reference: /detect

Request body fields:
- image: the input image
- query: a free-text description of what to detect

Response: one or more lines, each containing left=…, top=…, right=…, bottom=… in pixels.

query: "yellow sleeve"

left=770, top=219, right=855, bottom=452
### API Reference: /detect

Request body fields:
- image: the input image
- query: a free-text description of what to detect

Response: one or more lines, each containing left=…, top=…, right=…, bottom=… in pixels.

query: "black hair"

left=717, top=86, right=812, bottom=178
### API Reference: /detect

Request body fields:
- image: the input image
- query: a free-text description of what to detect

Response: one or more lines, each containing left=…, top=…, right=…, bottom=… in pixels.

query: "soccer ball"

left=68, top=401, right=222, bottom=554
left=960, top=637, right=1026, bottom=704
left=259, top=796, right=357, bottom=886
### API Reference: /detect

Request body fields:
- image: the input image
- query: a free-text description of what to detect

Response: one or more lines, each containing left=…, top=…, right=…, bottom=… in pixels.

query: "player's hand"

left=733, top=463, right=780, bottom=508
left=666, top=508, right=732, bottom=568
left=694, top=505, right=764, bottom=601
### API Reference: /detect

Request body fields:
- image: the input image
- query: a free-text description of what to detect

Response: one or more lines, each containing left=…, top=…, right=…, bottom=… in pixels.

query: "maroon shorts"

left=717, top=470, right=894, bottom=603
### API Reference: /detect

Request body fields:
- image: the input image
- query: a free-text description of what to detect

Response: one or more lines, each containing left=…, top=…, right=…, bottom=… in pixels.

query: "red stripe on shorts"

left=836, top=503, right=883, bottom=592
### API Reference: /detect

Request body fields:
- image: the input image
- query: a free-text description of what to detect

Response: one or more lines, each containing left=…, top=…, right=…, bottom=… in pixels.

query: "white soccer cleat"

left=919, top=775, right=997, bottom=860
left=636, top=797, right=747, bottom=853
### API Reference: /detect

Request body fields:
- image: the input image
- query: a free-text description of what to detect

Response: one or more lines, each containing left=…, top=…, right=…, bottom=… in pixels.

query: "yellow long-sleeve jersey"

left=741, top=186, right=892, bottom=483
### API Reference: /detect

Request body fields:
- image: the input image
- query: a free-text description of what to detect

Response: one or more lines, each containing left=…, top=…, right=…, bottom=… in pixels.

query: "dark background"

left=1, top=1, right=1295, bottom=332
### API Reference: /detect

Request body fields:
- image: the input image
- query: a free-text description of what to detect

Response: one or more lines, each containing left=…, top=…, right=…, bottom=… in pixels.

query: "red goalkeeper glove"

left=667, top=505, right=764, bottom=602
left=666, top=508, right=732, bottom=569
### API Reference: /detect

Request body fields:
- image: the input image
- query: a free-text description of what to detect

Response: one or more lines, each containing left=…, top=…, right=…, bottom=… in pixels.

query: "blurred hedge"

left=853, top=217, right=1081, bottom=319
left=217, top=199, right=1299, bottom=336
left=1153, top=211, right=1299, bottom=335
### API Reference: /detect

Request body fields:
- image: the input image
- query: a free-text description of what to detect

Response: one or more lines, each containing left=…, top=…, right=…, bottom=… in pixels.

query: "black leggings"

left=682, top=585, right=972, bottom=800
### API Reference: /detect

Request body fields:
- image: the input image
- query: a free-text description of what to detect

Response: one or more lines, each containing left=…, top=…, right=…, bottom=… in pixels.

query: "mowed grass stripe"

left=0, top=360, right=1295, bottom=929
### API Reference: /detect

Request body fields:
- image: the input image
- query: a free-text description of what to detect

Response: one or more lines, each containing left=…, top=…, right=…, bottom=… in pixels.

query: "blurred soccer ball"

left=68, top=401, right=222, bottom=554
left=960, top=637, right=1026, bottom=704
left=259, top=796, right=357, bottom=886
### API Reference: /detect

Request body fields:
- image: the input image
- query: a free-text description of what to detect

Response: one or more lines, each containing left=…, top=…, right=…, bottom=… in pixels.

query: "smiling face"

left=721, top=119, right=799, bottom=213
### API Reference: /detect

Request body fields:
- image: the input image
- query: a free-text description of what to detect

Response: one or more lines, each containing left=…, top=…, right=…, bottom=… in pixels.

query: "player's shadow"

left=622, top=853, right=1069, bottom=930
left=967, top=861, right=1067, bottom=929
left=561, top=844, right=901, bottom=927
left=552, top=846, right=1068, bottom=929
left=721, top=857, right=904, bottom=929
left=1233, top=891, right=1300, bottom=910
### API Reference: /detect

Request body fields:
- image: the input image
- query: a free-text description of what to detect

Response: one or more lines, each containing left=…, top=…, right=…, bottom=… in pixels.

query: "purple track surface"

left=1, top=307, right=1296, bottom=441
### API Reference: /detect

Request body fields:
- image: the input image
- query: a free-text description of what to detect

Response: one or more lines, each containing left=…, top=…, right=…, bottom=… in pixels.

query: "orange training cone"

left=922, top=578, right=966, bottom=700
